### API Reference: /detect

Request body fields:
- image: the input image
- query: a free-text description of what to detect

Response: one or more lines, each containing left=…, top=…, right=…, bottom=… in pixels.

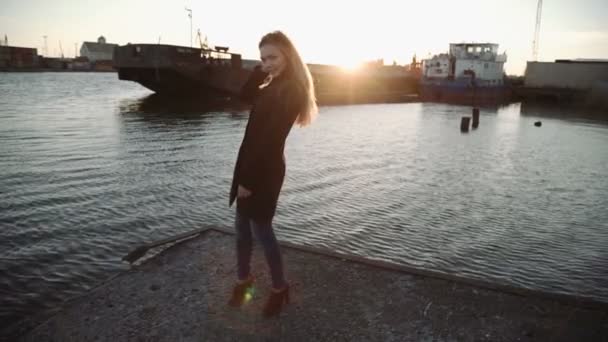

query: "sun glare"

left=339, top=61, right=363, bottom=73
left=329, top=55, right=366, bottom=73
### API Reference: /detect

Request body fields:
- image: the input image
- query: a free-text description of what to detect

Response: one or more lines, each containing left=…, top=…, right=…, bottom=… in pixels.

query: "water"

left=1, top=73, right=608, bottom=331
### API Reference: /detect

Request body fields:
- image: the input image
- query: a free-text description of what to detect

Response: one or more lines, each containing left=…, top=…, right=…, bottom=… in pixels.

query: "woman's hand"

left=237, top=184, right=252, bottom=198
left=258, top=73, right=274, bottom=89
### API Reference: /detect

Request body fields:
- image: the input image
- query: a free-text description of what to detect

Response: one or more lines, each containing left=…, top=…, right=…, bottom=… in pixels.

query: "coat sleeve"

left=238, top=82, right=304, bottom=190
left=239, top=65, right=268, bottom=104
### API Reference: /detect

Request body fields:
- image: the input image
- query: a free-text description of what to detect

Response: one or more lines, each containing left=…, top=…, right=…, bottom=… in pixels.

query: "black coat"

left=229, top=67, right=305, bottom=221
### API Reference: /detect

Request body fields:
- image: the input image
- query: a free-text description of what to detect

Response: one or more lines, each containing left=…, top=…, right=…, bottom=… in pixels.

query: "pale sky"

left=1, top=0, right=607, bottom=75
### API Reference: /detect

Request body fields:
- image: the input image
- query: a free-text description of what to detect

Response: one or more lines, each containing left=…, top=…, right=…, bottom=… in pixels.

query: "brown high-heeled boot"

left=263, top=284, right=290, bottom=317
left=228, top=276, right=254, bottom=307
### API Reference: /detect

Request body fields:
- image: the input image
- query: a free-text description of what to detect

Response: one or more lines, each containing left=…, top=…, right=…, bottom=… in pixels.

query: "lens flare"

left=243, top=287, right=255, bottom=303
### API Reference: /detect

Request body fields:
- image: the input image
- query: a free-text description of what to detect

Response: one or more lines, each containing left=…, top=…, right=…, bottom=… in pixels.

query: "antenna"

left=59, top=40, right=64, bottom=58
left=532, top=0, right=543, bottom=61
left=185, top=7, right=192, bottom=48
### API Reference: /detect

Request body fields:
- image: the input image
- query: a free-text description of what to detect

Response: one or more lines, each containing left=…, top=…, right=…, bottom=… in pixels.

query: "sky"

left=1, top=0, right=607, bottom=75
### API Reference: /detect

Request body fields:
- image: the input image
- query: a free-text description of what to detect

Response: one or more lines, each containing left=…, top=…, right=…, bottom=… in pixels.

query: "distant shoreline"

left=0, top=69, right=116, bottom=73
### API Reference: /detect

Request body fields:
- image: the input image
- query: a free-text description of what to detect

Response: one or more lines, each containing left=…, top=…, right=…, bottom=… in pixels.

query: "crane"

left=196, top=29, right=209, bottom=50
left=59, top=40, right=64, bottom=58
left=532, top=0, right=543, bottom=61
left=43, top=35, right=48, bottom=56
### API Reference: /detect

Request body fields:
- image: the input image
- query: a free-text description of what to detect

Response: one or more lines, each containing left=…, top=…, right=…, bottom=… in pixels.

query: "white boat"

left=421, top=43, right=510, bottom=103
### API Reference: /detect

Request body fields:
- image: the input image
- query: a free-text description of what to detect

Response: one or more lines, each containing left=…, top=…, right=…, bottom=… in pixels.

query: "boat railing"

left=495, top=53, right=507, bottom=63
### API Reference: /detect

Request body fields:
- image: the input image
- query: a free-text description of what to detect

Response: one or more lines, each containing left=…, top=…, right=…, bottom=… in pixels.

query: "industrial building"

left=0, top=46, right=39, bottom=69
left=80, top=36, right=118, bottom=63
left=522, top=60, right=608, bottom=107
left=525, top=60, right=608, bottom=89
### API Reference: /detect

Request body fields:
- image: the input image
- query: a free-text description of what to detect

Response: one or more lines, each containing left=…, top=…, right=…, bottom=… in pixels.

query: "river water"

left=1, top=72, right=607, bottom=331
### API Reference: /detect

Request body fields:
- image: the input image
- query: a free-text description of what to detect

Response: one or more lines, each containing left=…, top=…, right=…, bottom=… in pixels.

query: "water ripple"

left=1, top=74, right=608, bottom=332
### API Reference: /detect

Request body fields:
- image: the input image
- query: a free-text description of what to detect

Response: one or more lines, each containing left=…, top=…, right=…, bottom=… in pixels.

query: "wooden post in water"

left=461, top=117, right=471, bottom=132
left=472, top=108, right=480, bottom=128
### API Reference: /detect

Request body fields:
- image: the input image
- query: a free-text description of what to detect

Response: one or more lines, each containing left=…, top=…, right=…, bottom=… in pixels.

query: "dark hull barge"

left=113, top=44, right=419, bottom=105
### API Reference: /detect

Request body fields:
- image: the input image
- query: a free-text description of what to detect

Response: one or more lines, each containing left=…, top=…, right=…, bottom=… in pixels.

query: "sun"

left=336, top=57, right=365, bottom=73
left=339, top=62, right=363, bottom=73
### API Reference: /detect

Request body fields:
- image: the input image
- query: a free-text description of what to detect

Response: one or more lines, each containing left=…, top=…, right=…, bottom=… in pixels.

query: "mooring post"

left=472, top=108, right=480, bottom=128
left=461, top=117, right=471, bottom=132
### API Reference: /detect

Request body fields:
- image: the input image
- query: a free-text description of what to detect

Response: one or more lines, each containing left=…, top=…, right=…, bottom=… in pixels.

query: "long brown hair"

left=259, top=31, right=318, bottom=127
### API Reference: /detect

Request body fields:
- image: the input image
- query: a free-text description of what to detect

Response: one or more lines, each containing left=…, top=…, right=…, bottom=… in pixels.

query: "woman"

left=228, top=31, right=317, bottom=317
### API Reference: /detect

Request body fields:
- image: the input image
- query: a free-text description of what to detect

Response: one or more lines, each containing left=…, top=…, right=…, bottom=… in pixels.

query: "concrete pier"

left=11, top=228, right=608, bottom=341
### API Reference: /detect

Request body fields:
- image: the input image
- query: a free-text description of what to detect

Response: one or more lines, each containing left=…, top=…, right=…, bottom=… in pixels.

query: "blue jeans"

left=235, top=211, right=286, bottom=289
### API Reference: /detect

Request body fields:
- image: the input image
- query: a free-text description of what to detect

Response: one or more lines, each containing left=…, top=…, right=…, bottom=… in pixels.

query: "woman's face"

left=260, top=44, right=286, bottom=77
